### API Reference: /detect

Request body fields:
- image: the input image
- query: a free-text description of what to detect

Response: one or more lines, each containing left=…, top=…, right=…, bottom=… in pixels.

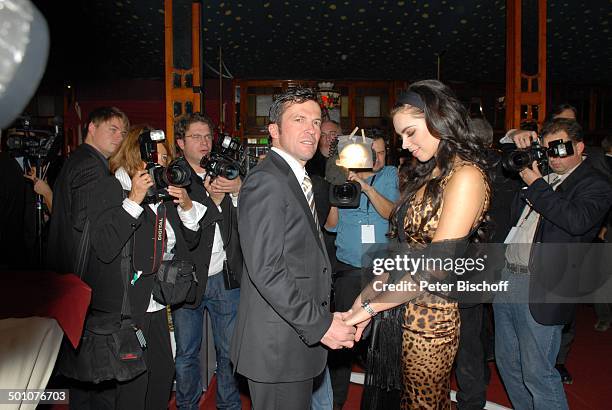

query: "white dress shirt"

left=116, top=167, right=205, bottom=311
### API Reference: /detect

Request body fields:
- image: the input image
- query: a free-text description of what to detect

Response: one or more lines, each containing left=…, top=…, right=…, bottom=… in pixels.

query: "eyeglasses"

left=185, top=134, right=212, bottom=142
left=321, top=131, right=339, bottom=139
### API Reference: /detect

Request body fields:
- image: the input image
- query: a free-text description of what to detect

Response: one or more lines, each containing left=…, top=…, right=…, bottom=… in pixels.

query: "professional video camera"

left=6, top=117, right=61, bottom=164
left=139, top=129, right=192, bottom=203
left=502, top=138, right=574, bottom=172
left=329, top=133, right=374, bottom=208
left=200, top=133, right=257, bottom=180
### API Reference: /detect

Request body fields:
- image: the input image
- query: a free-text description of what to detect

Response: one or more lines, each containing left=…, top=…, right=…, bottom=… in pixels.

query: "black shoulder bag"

left=58, top=230, right=148, bottom=383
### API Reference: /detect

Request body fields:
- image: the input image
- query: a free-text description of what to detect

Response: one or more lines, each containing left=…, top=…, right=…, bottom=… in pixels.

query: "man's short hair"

left=86, top=106, right=129, bottom=131
left=549, top=103, right=577, bottom=120
left=540, top=118, right=583, bottom=142
left=469, top=117, right=494, bottom=147
left=174, top=112, right=215, bottom=140
left=269, top=87, right=318, bottom=125
left=322, top=119, right=342, bottom=132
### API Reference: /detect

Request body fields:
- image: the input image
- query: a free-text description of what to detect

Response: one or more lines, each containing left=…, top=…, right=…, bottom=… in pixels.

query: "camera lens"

left=502, top=150, right=532, bottom=172
left=220, top=163, right=239, bottom=180
left=164, top=159, right=192, bottom=187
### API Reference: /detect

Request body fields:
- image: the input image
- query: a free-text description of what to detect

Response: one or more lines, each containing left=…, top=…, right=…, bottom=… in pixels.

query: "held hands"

left=321, top=312, right=357, bottom=349
left=129, top=170, right=154, bottom=205
left=167, top=186, right=193, bottom=210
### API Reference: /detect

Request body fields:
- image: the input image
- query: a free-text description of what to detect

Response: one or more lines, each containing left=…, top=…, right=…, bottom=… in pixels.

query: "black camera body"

left=6, top=118, right=61, bottom=164
left=329, top=181, right=361, bottom=208
left=502, top=139, right=574, bottom=172
left=138, top=129, right=191, bottom=203
left=200, top=134, right=255, bottom=180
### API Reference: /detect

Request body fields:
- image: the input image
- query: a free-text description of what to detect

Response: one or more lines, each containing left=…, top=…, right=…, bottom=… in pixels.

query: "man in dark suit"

left=494, top=118, right=612, bottom=410
left=171, top=112, right=243, bottom=410
left=46, top=106, right=129, bottom=274
left=231, top=88, right=356, bottom=410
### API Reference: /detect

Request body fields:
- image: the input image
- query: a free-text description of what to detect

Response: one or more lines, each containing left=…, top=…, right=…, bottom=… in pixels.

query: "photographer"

left=324, top=135, right=399, bottom=410
left=64, top=126, right=203, bottom=410
left=494, top=118, right=612, bottom=410
left=172, top=113, right=243, bottom=410
left=47, top=106, right=129, bottom=274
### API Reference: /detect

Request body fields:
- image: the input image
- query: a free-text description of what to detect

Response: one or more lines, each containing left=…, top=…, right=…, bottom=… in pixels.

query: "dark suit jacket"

left=231, top=150, right=333, bottom=383
left=508, top=161, right=612, bottom=325
left=181, top=169, right=243, bottom=309
left=86, top=175, right=200, bottom=314
left=47, top=143, right=110, bottom=273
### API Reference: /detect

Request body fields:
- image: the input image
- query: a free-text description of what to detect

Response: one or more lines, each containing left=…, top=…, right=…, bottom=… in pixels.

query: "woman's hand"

left=129, top=170, right=154, bottom=205
left=167, top=186, right=193, bottom=210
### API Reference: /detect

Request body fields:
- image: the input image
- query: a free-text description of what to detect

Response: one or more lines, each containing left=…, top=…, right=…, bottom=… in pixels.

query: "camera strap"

left=131, top=202, right=167, bottom=276
left=365, top=174, right=377, bottom=215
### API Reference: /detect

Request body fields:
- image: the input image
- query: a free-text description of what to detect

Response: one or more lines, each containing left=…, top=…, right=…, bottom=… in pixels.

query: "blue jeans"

left=311, top=366, right=333, bottom=410
left=493, top=269, right=569, bottom=410
left=172, top=272, right=241, bottom=410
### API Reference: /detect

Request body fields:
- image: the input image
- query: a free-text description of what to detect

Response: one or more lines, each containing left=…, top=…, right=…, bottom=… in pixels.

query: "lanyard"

left=365, top=174, right=377, bottom=222
left=132, top=202, right=167, bottom=275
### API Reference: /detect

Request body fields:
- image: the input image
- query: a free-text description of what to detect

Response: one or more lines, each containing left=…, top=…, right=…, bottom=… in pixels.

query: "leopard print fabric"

left=400, top=163, right=490, bottom=409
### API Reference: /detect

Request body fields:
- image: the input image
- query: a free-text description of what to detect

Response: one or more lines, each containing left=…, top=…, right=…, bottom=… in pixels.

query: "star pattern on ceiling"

left=36, top=0, right=612, bottom=84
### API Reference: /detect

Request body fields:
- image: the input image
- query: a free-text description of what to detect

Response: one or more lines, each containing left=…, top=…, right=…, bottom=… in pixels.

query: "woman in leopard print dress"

left=344, top=80, right=491, bottom=409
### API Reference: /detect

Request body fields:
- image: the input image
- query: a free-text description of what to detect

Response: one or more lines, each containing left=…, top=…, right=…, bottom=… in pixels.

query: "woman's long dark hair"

left=389, top=80, right=491, bottom=240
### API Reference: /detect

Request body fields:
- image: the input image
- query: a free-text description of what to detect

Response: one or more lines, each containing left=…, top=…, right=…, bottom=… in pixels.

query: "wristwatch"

left=361, top=299, right=377, bottom=317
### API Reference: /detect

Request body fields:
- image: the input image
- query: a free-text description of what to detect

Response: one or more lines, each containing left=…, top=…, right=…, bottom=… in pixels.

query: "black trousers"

left=248, top=378, right=313, bottom=410
left=455, top=304, right=488, bottom=410
left=329, top=265, right=365, bottom=407
left=69, top=309, right=174, bottom=410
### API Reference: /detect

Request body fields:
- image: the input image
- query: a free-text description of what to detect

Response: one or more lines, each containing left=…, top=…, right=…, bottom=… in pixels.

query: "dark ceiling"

left=35, top=0, right=611, bottom=86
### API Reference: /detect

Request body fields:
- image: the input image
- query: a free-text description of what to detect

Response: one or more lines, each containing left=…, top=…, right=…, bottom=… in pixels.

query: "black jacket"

left=508, top=161, right=612, bottom=325
left=181, top=170, right=243, bottom=309
left=47, top=144, right=110, bottom=274
left=85, top=175, right=200, bottom=314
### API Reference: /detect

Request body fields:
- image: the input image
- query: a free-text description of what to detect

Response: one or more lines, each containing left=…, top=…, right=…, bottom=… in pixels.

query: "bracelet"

left=361, top=299, right=377, bottom=317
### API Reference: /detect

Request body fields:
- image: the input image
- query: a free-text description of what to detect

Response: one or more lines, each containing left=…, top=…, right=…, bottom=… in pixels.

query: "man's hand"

left=167, top=186, right=193, bottom=210
left=210, top=175, right=242, bottom=195
left=339, top=309, right=371, bottom=342
left=203, top=175, right=225, bottom=205
left=347, top=171, right=372, bottom=194
left=519, top=160, right=543, bottom=186
left=513, top=130, right=538, bottom=149
left=320, top=312, right=356, bottom=349
left=129, top=170, right=154, bottom=204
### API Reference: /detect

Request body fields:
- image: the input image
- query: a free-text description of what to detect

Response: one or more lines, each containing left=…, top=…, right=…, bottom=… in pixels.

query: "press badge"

left=361, top=225, right=376, bottom=244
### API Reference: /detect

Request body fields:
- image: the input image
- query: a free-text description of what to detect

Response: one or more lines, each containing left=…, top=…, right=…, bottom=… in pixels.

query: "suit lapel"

left=269, top=151, right=324, bottom=253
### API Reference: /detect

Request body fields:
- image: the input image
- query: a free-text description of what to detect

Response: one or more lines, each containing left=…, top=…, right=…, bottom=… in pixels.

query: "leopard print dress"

left=399, top=164, right=490, bottom=409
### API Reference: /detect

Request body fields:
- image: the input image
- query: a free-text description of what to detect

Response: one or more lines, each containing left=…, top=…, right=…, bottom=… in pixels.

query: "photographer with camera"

left=324, top=135, right=398, bottom=410
left=172, top=112, right=243, bottom=410
left=47, top=106, right=129, bottom=274
left=61, top=126, right=203, bottom=410
left=494, top=118, right=612, bottom=410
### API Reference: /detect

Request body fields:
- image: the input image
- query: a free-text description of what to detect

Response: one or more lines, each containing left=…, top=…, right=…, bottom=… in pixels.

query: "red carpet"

left=182, top=304, right=612, bottom=410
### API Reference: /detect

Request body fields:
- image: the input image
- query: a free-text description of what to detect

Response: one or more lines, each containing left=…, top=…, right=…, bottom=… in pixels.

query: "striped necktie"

left=302, top=173, right=320, bottom=231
